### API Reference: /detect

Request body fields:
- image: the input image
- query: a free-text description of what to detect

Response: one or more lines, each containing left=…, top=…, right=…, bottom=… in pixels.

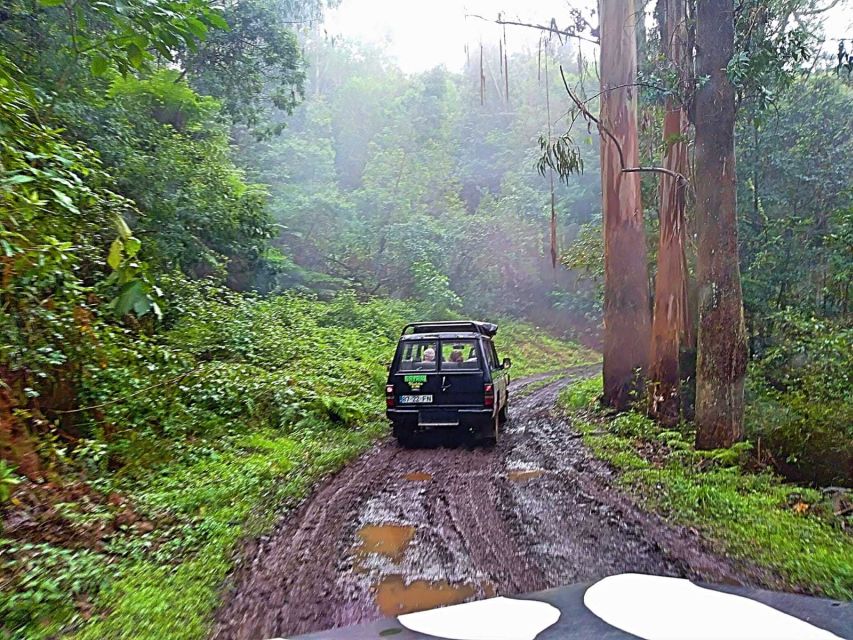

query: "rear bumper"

left=387, top=408, right=492, bottom=431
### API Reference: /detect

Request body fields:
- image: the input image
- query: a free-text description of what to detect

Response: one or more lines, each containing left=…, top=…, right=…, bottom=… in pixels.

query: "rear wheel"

left=482, top=412, right=499, bottom=447
left=394, top=423, right=415, bottom=448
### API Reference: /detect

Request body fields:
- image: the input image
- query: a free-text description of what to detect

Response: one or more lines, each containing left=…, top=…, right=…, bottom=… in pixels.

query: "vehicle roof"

left=401, top=321, right=498, bottom=337
left=399, top=332, right=486, bottom=341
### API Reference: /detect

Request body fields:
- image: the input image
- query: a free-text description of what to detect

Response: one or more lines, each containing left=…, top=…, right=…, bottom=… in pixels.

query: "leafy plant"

left=0, top=461, right=21, bottom=502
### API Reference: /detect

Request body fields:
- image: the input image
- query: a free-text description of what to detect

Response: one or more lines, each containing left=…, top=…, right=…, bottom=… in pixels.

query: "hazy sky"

left=323, top=0, right=852, bottom=74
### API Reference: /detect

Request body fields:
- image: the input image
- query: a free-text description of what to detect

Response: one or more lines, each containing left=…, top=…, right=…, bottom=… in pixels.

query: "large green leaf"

left=184, top=17, right=209, bottom=40
left=90, top=54, right=110, bottom=77
left=205, top=13, right=230, bottom=31
left=113, top=280, right=146, bottom=316
left=108, top=238, right=124, bottom=270
left=126, top=43, right=145, bottom=69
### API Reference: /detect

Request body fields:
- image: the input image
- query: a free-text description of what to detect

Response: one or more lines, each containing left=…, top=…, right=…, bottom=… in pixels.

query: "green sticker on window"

left=404, top=374, right=427, bottom=383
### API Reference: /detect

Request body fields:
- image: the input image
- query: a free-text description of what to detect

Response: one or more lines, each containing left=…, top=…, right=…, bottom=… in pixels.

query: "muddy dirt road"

left=213, top=366, right=757, bottom=640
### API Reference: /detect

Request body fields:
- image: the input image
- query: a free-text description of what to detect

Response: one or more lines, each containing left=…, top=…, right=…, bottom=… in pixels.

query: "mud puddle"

left=404, top=471, right=433, bottom=482
left=377, top=575, right=491, bottom=616
left=507, top=469, right=545, bottom=482
left=356, top=524, right=415, bottom=562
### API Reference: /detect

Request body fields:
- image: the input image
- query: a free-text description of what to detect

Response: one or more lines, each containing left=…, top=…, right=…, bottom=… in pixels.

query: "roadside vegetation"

left=559, top=376, right=853, bottom=601
left=1, top=280, right=586, bottom=640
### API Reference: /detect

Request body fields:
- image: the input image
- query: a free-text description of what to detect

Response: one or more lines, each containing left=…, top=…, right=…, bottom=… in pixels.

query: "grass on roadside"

left=71, top=422, right=385, bottom=640
left=559, top=376, right=853, bottom=601
left=493, top=323, right=598, bottom=377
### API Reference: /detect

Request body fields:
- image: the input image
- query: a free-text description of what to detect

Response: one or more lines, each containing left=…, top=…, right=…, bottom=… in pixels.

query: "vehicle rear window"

left=398, top=341, right=437, bottom=371
left=440, top=340, right=479, bottom=371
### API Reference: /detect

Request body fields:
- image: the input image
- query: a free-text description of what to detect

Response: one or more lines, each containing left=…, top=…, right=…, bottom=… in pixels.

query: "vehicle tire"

left=499, top=402, right=508, bottom=425
left=482, top=413, right=499, bottom=447
left=395, top=426, right=415, bottom=448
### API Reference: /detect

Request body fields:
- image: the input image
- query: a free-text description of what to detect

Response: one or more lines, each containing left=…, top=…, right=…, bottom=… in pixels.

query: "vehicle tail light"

left=484, top=383, right=494, bottom=407
left=386, top=384, right=395, bottom=408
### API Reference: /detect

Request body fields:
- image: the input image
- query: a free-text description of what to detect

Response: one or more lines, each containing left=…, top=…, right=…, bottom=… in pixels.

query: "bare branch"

left=466, top=14, right=600, bottom=46
left=558, top=65, right=690, bottom=186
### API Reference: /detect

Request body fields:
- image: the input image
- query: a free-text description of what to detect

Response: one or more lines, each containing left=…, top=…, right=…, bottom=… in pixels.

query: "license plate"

left=399, top=394, right=432, bottom=404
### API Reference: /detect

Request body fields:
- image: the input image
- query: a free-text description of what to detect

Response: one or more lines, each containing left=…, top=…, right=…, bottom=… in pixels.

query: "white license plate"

left=399, top=394, right=433, bottom=404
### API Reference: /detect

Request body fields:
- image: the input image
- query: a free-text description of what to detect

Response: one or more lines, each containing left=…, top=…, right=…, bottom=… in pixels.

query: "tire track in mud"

left=213, top=365, right=761, bottom=640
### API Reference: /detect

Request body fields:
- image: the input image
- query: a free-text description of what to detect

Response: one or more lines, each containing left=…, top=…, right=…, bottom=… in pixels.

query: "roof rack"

left=401, top=321, right=498, bottom=337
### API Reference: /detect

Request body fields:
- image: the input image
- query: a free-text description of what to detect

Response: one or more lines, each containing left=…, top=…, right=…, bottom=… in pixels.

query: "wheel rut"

left=212, top=364, right=757, bottom=640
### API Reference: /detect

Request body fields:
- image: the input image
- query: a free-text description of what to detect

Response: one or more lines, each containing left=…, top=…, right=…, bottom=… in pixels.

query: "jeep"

left=385, top=321, right=511, bottom=446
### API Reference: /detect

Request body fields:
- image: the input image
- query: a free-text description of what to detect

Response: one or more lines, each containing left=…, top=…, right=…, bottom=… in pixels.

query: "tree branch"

left=466, top=14, right=600, bottom=46
left=558, top=65, right=690, bottom=186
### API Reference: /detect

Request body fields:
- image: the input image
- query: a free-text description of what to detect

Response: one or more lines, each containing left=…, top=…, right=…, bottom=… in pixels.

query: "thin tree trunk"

left=694, top=0, right=748, bottom=449
left=649, top=0, right=690, bottom=426
left=600, top=0, right=651, bottom=410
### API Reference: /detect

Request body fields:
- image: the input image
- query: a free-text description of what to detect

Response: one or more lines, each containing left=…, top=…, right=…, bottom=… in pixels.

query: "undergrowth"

left=0, top=282, right=586, bottom=640
left=559, top=376, right=853, bottom=601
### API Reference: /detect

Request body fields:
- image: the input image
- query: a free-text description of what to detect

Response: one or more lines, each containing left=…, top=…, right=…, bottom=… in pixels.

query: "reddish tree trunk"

left=0, top=366, right=42, bottom=480
left=694, top=0, right=748, bottom=448
left=648, top=0, right=690, bottom=426
left=600, top=0, right=651, bottom=410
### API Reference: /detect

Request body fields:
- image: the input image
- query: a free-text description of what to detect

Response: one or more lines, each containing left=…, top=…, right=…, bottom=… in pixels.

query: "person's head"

left=423, top=347, right=436, bottom=362
left=450, top=349, right=463, bottom=362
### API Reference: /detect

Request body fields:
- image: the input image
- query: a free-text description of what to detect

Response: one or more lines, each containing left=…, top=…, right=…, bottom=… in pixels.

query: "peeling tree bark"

left=648, top=0, right=690, bottom=426
left=694, top=0, right=748, bottom=448
left=600, top=0, right=651, bottom=410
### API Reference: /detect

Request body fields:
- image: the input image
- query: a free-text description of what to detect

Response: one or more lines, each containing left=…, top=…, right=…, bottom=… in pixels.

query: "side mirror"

left=502, top=357, right=512, bottom=369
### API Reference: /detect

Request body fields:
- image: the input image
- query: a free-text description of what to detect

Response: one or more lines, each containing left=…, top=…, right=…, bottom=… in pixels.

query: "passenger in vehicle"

left=423, top=347, right=436, bottom=363
left=461, top=348, right=478, bottom=369
left=449, top=349, right=464, bottom=363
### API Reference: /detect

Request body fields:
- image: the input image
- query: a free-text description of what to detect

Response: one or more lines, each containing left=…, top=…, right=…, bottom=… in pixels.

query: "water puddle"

left=376, top=575, right=478, bottom=616
left=507, top=469, right=545, bottom=482
left=404, top=471, right=433, bottom=482
left=356, top=524, right=415, bottom=562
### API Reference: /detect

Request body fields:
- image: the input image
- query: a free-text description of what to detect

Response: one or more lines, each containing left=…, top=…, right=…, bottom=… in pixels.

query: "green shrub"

left=747, top=313, right=852, bottom=486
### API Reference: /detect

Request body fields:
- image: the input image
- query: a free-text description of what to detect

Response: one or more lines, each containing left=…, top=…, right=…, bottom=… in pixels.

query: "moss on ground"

left=558, top=376, right=853, bottom=601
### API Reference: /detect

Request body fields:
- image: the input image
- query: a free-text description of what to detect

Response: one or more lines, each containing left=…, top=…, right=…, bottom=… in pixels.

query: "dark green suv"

left=385, top=321, right=511, bottom=446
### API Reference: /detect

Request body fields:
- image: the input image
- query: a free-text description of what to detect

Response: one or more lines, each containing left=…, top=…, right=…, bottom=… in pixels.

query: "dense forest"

left=0, top=0, right=851, bottom=637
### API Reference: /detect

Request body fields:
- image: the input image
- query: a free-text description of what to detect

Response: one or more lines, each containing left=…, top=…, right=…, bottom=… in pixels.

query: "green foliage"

left=559, top=378, right=853, bottom=600
left=237, top=41, right=603, bottom=336
left=0, top=461, right=21, bottom=503
left=730, top=0, right=817, bottom=111
left=493, top=323, right=598, bottom=377
left=0, top=539, right=108, bottom=637
left=738, top=75, right=853, bottom=324
left=84, top=71, right=273, bottom=279
left=410, top=260, right=463, bottom=319
left=1, top=0, right=226, bottom=91
left=0, top=71, right=157, bottom=387
left=560, top=375, right=601, bottom=410
left=1, top=268, right=584, bottom=638
left=181, top=0, right=306, bottom=132
left=746, top=312, right=852, bottom=485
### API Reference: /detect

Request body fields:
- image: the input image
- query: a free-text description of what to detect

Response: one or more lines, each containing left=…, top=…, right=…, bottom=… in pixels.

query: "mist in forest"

left=233, top=36, right=604, bottom=340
